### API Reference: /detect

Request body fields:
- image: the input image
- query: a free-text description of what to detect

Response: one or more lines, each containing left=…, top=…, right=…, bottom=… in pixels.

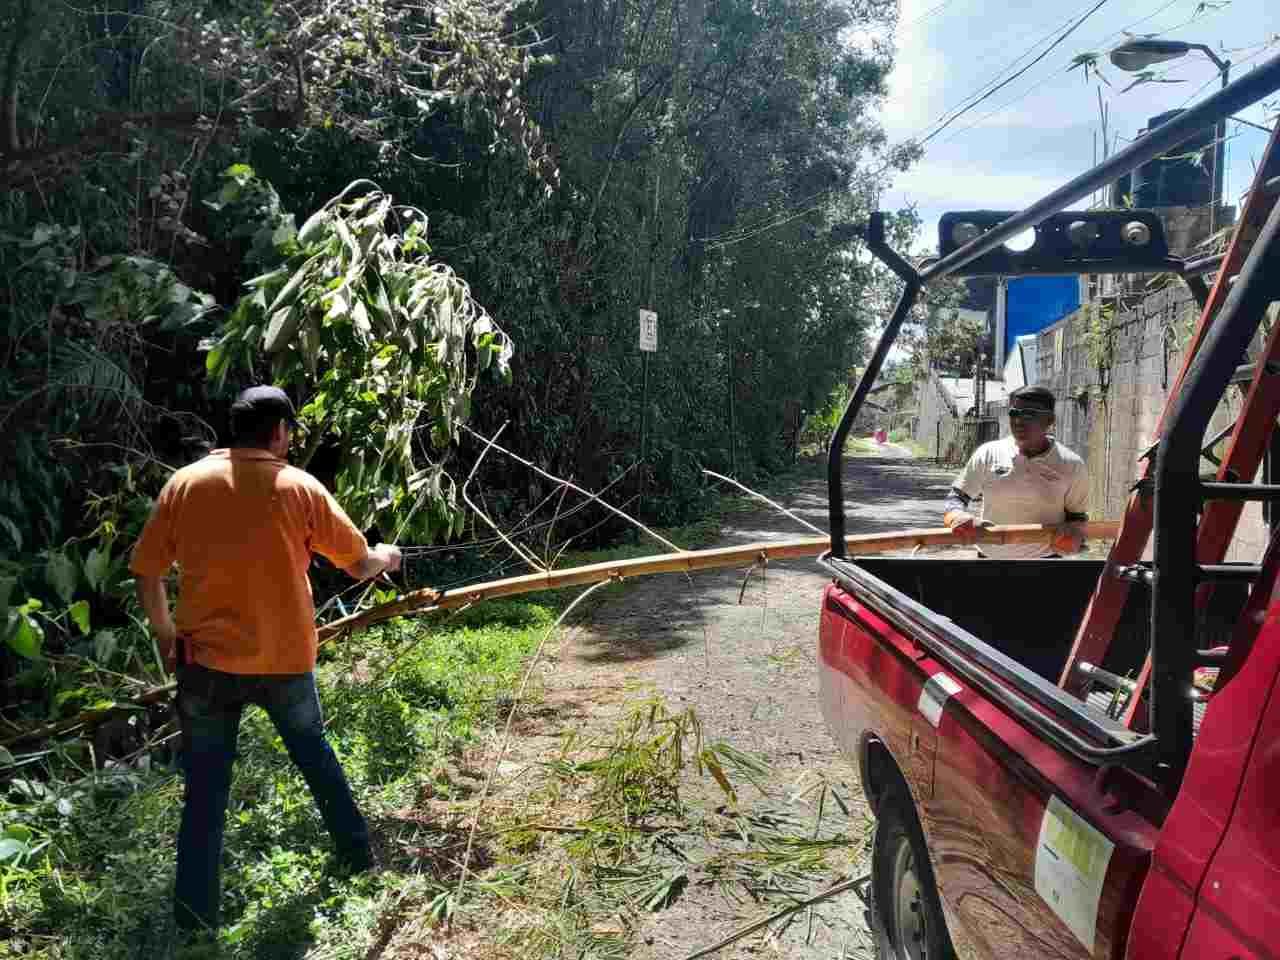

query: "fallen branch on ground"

left=454, top=577, right=615, bottom=902
left=677, top=873, right=871, bottom=960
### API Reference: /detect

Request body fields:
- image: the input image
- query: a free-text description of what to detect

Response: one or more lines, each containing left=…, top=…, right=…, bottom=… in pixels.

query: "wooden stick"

left=2, top=520, right=1118, bottom=748
left=316, top=521, right=1120, bottom=640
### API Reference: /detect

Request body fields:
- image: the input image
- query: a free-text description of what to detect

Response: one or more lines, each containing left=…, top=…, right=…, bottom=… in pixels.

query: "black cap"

left=230, top=385, right=297, bottom=427
left=1008, top=385, right=1055, bottom=412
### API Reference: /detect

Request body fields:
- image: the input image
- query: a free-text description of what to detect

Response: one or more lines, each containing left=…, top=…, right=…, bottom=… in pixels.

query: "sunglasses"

left=1008, top=407, right=1049, bottom=421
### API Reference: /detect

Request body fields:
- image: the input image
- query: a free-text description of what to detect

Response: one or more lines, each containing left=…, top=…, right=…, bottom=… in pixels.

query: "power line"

left=916, top=0, right=1115, bottom=147
left=937, top=0, right=1235, bottom=145
left=906, top=2, right=1103, bottom=144
left=907, top=0, right=1190, bottom=147
left=700, top=0, right=1148, bottom=249
left=898, top=0, right=965, bottom=33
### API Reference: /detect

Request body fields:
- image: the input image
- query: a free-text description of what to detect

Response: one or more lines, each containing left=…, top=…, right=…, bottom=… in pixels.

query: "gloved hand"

left=944, top=510, right=979, bottom=545
left=1050, top=522, right=1086, bottom=555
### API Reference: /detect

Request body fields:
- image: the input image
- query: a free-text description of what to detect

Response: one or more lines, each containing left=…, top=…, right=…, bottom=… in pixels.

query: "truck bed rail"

left=821, top=553, right=1154, bottom=767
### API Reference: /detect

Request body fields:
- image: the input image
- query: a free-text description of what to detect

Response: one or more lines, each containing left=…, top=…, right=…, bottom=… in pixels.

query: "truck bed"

left=818, top=555, right=1251, bottom=959
left=844, top=556, right=1243, bottom=704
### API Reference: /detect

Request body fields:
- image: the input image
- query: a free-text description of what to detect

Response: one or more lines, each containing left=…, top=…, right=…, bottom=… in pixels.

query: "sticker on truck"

left=916, top=672, right=963, bottom=728
left=1035, top=795, right=1115, bottom=955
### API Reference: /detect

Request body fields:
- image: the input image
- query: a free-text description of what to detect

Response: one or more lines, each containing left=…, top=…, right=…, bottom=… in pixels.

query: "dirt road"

left=537, top=452, right=958, bottom=958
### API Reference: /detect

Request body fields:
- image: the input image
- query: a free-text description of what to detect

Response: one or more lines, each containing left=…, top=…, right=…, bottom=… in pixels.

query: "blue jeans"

left=173, top=663, right=370, bottom=931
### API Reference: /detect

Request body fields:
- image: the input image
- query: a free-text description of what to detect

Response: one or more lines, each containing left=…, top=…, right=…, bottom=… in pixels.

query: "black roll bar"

left=828, top=51, right=1280, bottom=556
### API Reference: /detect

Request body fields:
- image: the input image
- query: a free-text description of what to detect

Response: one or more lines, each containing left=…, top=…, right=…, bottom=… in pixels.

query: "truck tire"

left=869, top=783, right=956, bottom=960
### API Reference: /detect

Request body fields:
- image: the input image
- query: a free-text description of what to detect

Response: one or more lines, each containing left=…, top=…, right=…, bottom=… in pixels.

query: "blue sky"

left=876, top=0, right=1280, bottom=254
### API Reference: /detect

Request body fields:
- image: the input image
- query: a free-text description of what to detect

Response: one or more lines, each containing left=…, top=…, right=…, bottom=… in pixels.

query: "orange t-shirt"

left=129, top=449, right=369, bottom=674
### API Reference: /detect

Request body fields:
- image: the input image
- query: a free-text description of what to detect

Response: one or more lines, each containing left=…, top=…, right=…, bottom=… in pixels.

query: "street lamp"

left=1109, top=39, right=1230, bottom=232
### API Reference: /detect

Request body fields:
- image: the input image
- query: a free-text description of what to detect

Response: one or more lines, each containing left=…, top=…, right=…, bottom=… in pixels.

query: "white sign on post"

left=638, top=309, right=658, bottom=353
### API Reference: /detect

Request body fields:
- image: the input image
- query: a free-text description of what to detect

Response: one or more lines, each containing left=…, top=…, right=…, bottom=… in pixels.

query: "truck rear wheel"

left=869, top=784, right=956, bottom=960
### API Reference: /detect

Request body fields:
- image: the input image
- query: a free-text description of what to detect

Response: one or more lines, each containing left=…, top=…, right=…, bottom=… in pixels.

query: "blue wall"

left=1005, top=277, right=1080, bottom=360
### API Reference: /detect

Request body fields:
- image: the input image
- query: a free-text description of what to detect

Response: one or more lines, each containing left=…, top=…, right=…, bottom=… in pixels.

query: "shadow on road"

left=569, top=454, right=956, bottom=666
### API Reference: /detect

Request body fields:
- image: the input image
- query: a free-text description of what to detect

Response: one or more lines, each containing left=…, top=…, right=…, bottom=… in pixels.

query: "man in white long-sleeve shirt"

left=943, top=385, right=1090, bottom=559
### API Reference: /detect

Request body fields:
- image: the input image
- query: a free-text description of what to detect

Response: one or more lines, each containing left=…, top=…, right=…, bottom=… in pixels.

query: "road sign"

left=639, top=309, right=658, bottom=352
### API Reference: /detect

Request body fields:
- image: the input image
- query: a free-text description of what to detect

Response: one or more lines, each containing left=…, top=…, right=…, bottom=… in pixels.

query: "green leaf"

left=264, top=307, right=302, bottom=354
left=272, top=219, right=297, bottom=248
left=68, top=600, right=90, bottom=636
left=224, top=162, right=255, bottom=180
left=297, top=208, right=332, bottom=245
left=0, top=746, right=13, bottom=766
left=0, top=838, right=27, bottom=863
left=84, top=546, right=110, bottom=592
left=7, top=614, right=43, bottom=659
left=205, top=342, right=227, bottom=376
left=94, top=630, right=118, bottom=664
left=46, top=552, right=77, bottom=604
left=0, top=515, right=21, bottom=551
left=53, top=688, right=84, bottom=712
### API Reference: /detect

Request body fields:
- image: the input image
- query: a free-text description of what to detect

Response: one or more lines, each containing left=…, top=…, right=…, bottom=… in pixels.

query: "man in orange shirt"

left=131, top=386, right=402, bottom=933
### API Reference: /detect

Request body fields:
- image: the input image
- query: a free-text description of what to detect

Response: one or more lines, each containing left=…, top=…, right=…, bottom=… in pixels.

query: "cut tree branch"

left=461, top=424, right=682, bottom=553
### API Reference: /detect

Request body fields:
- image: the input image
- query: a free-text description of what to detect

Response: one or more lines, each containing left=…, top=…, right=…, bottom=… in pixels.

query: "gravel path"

left=536, top=451, right=959, bottom=959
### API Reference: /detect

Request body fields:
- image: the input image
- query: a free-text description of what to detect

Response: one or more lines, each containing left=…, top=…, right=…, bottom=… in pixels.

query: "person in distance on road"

left=130, top=385, right=403, bottom=934
left=942, top=384, right=1089, bottom=558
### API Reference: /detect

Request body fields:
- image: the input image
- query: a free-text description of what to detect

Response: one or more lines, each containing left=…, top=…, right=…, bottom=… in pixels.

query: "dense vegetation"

left=1, top=0, right=915, bottom=695
left=0, top=0, right=920, bottom=952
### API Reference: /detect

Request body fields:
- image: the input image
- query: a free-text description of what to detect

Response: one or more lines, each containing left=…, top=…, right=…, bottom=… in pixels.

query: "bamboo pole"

left=1, top=520, right=1118, bottom=749
left=315, top=521, right=1120, bottom=641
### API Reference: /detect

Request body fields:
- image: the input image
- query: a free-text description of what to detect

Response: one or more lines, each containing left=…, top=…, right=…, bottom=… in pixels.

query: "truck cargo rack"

left=826, top=52, right=1280, bottom=790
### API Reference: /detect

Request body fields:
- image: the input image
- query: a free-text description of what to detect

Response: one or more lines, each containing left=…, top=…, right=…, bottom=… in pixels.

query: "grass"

left=0, top=600, right=561, bottom=959
left=0, top=469, right=832, bottom=960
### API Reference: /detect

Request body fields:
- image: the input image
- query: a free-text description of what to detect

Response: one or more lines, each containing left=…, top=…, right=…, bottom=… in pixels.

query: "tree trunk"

left=2, top=0, right=35, bottom=154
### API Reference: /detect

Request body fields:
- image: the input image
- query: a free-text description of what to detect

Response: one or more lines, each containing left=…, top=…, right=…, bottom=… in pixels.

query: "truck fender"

left=862, top=733, right=919, bottom=817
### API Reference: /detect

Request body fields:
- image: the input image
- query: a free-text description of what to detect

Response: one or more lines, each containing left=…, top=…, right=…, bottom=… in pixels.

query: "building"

left=912, top=371, right=1007, bottom=461
left=1002, top=334, right=1040, bottom=391
left=994, top=276, right=1081, bottom=372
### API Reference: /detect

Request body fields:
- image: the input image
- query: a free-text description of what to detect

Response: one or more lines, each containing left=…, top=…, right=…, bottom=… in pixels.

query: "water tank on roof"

left=1130, top=108, right=1216, bottom=208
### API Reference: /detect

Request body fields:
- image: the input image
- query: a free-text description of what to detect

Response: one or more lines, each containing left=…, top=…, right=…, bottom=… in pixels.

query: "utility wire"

left=916, top=0, right=1115, bottom=147
left=897, top=0, right=964, bottom=33
left=938, top=0, right=1236, bottom=146
left=907, top=1, right=1105, bottom=144
left=909, top=0, right=1198, bottom=145
left=699, top=0, right=1122, bottom=250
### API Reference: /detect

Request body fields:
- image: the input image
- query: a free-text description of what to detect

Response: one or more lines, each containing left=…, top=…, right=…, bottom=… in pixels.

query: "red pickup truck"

left=818, top=57, right=1280, bottom=960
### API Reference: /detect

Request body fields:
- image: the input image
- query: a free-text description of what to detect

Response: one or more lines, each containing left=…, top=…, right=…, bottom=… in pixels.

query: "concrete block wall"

left=913, top=372, right=959, bottom=460
left=1024, top=283, right=1272, bottom=563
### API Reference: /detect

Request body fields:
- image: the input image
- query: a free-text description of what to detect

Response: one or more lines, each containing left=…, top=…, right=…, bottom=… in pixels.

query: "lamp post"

left=1109, top=39, right=1230, bottom=233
